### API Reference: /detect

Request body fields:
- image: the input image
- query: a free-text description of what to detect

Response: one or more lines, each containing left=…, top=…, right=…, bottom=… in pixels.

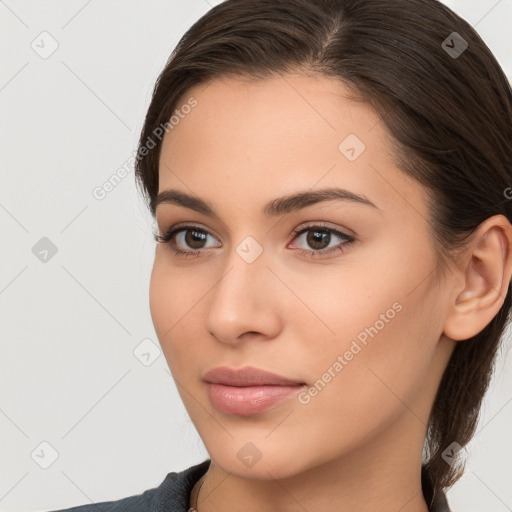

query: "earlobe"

left=443, top=215, right=512, bottom=341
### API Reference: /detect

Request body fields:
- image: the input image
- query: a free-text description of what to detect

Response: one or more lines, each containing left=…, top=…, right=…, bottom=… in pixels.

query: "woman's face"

left=150, top=72, right=457, bottom=479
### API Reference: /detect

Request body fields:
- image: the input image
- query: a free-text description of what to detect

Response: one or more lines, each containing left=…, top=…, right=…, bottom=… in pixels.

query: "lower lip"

left=206, top=383, right=305, bottom=416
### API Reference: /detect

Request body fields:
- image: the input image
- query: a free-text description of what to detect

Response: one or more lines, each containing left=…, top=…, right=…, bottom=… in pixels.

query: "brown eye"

left=290, top=224, right=355, bottom=258
left=183, top=229, right=208, bottom=249
left=304, top=229, right=332, bottom=251
left=155, top=224, right=221, bottom=257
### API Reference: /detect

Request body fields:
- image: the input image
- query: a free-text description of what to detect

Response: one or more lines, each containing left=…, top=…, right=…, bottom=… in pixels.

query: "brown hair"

left=134, top=0, right=512, bottom=493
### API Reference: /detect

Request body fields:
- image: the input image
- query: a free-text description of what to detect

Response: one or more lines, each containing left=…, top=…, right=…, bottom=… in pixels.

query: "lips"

left=203, top=366, right=305, bottom=387
left=203, top=366, right=306, bottom=416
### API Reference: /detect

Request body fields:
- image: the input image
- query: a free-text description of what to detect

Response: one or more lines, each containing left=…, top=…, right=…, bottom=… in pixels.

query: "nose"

left=203, top=242, right=283, bottom=346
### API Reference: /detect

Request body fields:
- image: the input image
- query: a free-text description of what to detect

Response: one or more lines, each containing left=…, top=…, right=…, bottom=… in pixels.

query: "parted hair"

left=134, top=0, right=512, bottom=492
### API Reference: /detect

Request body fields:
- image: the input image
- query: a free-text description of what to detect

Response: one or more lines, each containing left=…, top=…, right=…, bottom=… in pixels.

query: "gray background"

left=1, top=1, right=511, bottom=511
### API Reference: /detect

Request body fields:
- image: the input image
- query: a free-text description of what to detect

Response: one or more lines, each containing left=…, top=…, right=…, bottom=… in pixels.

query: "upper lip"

left=203, top=366, right=305, bottom=387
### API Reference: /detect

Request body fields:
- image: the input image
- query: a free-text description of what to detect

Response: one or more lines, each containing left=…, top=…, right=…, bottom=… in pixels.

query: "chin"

left=201, top=435, right=316, bottom=481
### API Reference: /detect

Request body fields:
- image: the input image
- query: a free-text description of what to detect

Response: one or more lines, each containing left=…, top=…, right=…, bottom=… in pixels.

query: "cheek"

left=149, top=255, right=206, bottom=369
left=288, top=294, right=437, bottom=466
left=293, top=248, right=441, bottom=406
left=149, top=257, right=170, bottom=341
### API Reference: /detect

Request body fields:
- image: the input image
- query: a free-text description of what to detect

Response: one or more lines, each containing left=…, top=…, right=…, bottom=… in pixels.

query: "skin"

left=149, top=72, right=512, bottom=512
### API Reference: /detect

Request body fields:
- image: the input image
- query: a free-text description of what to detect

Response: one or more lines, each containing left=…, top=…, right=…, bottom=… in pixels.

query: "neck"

left=192, top=424, right=431, bottom=512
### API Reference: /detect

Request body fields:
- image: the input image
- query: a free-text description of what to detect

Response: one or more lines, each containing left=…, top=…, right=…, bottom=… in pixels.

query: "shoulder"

left=45, top=459, right=211, bottom=512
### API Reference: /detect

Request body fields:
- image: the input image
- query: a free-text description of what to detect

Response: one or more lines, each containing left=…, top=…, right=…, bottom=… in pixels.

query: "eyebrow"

left=152, top=187, right=379, bottom=218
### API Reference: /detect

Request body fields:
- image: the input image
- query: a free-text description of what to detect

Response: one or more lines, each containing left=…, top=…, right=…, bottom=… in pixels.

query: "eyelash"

left=154, top=222, right=355, bottom=259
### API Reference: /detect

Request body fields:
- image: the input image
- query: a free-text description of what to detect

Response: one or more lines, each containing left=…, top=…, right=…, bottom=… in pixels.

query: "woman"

left=50, top=0, right=512, bottom=510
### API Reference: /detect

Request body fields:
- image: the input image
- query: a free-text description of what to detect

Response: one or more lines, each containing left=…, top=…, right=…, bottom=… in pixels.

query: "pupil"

left=307, top=230, right=329, bottom=250
left=186, top=230, right=207, bottom=249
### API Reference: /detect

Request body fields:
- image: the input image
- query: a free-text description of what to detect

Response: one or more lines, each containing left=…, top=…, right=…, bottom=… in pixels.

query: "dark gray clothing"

left=48, top=459, right=452, bottom=511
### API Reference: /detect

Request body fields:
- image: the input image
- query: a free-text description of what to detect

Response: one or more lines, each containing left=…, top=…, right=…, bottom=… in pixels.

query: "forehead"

left=157, top=72, right=428, bottom=223
left=164, top=72, right=387, bottom=149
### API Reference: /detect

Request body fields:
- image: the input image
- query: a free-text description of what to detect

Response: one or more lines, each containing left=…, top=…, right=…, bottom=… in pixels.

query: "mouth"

left=203, top=365, right=305, bottom=386
left=206, top=382, right=306, bottom=416
left=203, top=366, right=306, bottom=416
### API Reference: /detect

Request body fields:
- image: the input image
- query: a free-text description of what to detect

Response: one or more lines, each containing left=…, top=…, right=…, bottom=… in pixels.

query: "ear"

left=443, top=215, right=512, bottom=341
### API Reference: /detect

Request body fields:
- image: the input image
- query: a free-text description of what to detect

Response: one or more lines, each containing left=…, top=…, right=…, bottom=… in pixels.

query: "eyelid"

left=157, top=221, right=221, bottom=241
left=156, top=225, right=354, bottom=264
left=290, top=220, right=355, bottom=238
left=156, top=220, right=353, bottom=245
left=287, top=222, right=355, bottom=255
